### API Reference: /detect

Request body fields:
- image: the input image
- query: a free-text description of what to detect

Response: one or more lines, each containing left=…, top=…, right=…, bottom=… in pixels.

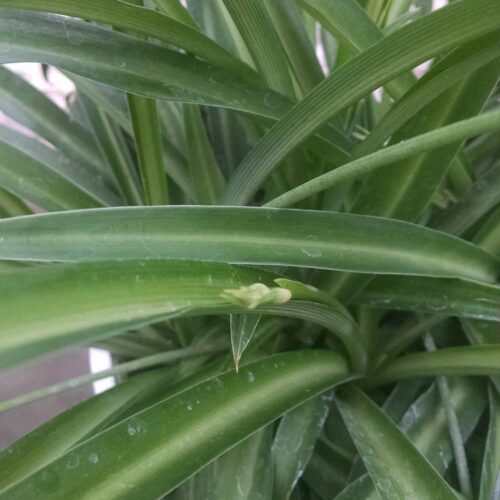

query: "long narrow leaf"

left=0, top=0, right=257, bottom=81
left=357, top=275, right=500, bottom=321
left=128, top=95, right=168, bottom=205
left=0, top=139, right=103, bottom=211
left=0, top=350, right=353, bottom=499
left=373, top=346, right=500, bottom=386
left=0, top=207, right=496, bottom=283
left=0, top=259, right=276, bottom=369
left=266, top=109, right=500, bottom=208
left=336, top=385, right=460, bottom=499
left=222, top=0, right=500, bottom=205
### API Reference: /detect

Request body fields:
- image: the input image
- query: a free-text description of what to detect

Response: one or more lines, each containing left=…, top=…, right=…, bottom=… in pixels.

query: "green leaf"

left=298, top=0, right=414, bottom=98
left=423, top=334, right=471, bottom=497
left=0, top=350, right=354, bottom=499
left=0, top=187, right=31, bottom=218
left=0, top=9, right=287, bottom=118
left=76, top=92, right=143, bottom=205
left=336, top=385, right=460, bottom=499
left=184, top=105, right=226, bottom=205
left=479, top=386, right=500, bottom=500
left=0, top=368, right=171, bottom=490
left=0, top=139, right=103, bottom=211
left=432, top=162, right=500, bottom=236
left=0, top=346, right=224, bottom=414
left=230, top=314, right=261, bottom=372
left=208, top=426, right=273, bottom=500
left=223, top=0, right=294, bottom=97
left=461, top=319, right=500, bottom=393
left=128, top=95, right=169, bottom=205
left=73, top=76, right=195, bottom=201
left=357, top=275, right=500, bottom=321
left=272, top=393, right=332, bottom=499
left=153, top=0, right=198, bottom=29
left=222, top=0, right=500, bottom=205
left=266, top=109, right=500, bottom=208
left=0, top=123, right=121, bottom=206
left=328, top=52, right=500, bottom=302
left=264, top=0, right=323, bottom=93
left=0, top=207, right=496, bottom=284
left=0, top=66, right=102, bottom=172
left=373, top=346, right=500, bottom=386
left=336, top=378, right=487, bottom=499
left=355, top=33, right=500, bottom=158
left=0, top=259, right=276, bottom=369
left=0, top=0, right=257, bottom=81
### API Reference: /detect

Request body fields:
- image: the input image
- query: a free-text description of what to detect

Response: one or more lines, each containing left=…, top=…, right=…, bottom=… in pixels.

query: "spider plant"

left=0, top=0, right=500, bottom=498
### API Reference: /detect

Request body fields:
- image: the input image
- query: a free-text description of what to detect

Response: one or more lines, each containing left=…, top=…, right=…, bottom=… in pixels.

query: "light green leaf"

left=337, top=378, right=486, bottom=499
left=0, top=350, right=353, bottom=499
left=208, top=426, right=273, bottom=500
left=373, top=346, right=500, bottom=386
left=336, top=385, right=460, bottom=500
left=230, top=314, right=261, bottom=372
left=272, top=393, right=332, bottom=499
left=0, top=207, right=496, bottom=284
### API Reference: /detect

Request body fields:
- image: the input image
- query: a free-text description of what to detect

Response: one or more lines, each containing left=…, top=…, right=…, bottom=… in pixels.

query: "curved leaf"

left=0, top=0, right=257, bottom=81
left=0, top=259, right=276, bottom=369
left=336, top=378, right=487, bottom=499
left=272, top=393, right=331, bottom=499
left=0, top=368, right=170, bottom=490
left=373, top=346, right=500, bottom=386
left=357, top=275, right=500, bottom=321
left=208, top=426, right=273, bottom=500
left=0, top=139, right=103, bottom=211
left=0, top=67, right=102, bottom=172
left=0, top=350, right=353, bottom=499
left=0, top=9, right=287, bottom=118
left=0, top=124, right=121, bottom=206
left=0, top=207, right=496, bottom=284
left=336, top=385, right=460, bottom=499
left=266, top=109, right=500, bottom=208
